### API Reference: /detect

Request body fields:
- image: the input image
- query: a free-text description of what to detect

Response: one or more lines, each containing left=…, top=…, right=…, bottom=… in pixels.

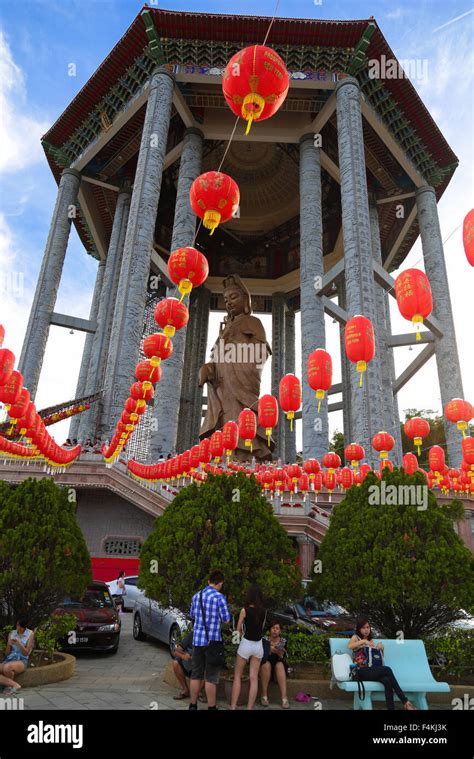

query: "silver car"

left=132, top=594, right=189, bottom=655
left=107, top=575, right=145, bottom=612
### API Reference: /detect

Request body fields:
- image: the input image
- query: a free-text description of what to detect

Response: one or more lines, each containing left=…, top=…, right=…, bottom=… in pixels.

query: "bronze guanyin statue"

left=198, top=274, right=273, bottom=461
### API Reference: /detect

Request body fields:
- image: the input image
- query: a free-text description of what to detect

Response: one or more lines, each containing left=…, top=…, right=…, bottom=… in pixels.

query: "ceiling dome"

left=201, top=141, right=299, bottom=234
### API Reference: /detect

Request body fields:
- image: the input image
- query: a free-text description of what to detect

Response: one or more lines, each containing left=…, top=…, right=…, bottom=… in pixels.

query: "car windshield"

left=62, top=588, right=114, bottom=609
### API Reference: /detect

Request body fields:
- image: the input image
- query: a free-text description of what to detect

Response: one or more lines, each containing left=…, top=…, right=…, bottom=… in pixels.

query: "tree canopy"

left=139, top=472, right=302, bottom=612
left=308, top=468, right=474, bottom=637
left=0, top=478, right=92, bottom=627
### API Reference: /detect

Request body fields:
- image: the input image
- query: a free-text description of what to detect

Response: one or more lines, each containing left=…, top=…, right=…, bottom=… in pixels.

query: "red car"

left=55, top=581, right=121, bottom=653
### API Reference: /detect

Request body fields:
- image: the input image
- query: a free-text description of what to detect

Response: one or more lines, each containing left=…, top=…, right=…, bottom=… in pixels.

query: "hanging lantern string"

left=191, top=0, right=281, bottom=247
left=262, top=0, right=280, bottom=46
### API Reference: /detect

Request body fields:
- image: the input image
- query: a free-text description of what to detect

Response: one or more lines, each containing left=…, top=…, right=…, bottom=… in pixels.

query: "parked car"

left=269, top=606, right=324, bottom=635
left=132, top=594, right=189, bottom=655
left=272, top=599, right=356, bottom=636
left=107, top=575, right=145, bottom=612
left=55, top=581, right=121, bottom=653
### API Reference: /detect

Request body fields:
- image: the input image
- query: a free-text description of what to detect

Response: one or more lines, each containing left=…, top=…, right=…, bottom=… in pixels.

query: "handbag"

left=332, top=651, right=352, bottom=682
left=199, top=591, right=225, bottom=669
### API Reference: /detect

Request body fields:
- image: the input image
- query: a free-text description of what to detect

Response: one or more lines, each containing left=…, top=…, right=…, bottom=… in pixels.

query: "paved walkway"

left=7, top=615, right=450, bottom=711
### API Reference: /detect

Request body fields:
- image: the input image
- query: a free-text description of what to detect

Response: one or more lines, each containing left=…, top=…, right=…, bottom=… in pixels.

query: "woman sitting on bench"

left=348, top=618, right=416, bottom=710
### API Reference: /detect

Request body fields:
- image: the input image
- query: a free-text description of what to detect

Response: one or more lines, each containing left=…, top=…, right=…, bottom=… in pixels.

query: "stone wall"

left=76, top=488, right=156, bottom=557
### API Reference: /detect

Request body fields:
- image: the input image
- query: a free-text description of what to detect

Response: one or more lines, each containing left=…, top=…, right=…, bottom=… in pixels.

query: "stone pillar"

left=176, top=285, right=210, bottom=454
left=296, top=535, right=316, bottom=580
left=271, top=292, right=286, bottom=461
left=150, top=127, right=204, bottom=459
left=18, top=168, right=81, bottom=399
left=299, top=134, right=328, bottom=460
left=416, top=186, right=465, bottom=467
left=69, top=259, right=105, bottom=440
left=338, top=280, right=353, bottom=450
left=100, top=67, right=175, bottom=439
left=336, top=77, right=384, bottom=467
left=284, top=305, right=297, bottom=464
left=78, top=189, right=131, bottom=442
left=369, top=202, right=402, bottom=464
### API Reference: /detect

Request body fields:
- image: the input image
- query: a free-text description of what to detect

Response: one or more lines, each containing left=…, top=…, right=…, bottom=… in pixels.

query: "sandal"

left=281, top=697, right=290, bottom=709
left=173, top=691, right=190, bottom=700
left=260, top=696, right=269, bottom=707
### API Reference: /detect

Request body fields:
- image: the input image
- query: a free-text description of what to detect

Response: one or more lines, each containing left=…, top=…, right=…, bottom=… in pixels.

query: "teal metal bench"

left=329, top=638, right=450, bottom=710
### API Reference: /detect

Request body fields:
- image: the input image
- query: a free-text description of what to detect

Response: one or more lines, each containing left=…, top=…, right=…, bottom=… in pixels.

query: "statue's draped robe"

left=200, top=313, right=273, bottom=460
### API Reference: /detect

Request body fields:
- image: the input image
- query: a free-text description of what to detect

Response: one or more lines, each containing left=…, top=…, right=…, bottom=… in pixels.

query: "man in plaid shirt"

left=188, top=569, right=231, bottom=710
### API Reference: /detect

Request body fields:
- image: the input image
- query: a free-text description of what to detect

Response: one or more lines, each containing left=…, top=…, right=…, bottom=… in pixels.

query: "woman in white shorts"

left=230, top=585, right=266, bottom=710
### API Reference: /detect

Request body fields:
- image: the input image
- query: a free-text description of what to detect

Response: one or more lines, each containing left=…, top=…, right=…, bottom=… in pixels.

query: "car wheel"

left=133, top=613, right=146, bottom=641
left=169, top=624, right=180, bottom=657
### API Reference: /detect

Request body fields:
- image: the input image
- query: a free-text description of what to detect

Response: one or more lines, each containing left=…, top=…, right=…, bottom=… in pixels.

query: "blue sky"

left=0, top=0, right=473, bottom=447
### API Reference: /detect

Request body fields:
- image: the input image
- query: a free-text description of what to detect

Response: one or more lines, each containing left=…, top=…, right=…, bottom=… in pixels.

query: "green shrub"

left=35, top=614, right=78, bottom=656
left=0, top=478, right=92, bottom=627
left=308, top=469, right=474, bottom=638
left=425, top=629, right=474, bottom=678
left=139, top=472, right=301, bottom=612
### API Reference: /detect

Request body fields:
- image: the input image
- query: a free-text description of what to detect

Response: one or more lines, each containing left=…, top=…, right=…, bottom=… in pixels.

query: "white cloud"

left=385, top=9, right=407, bottom=21
left=0, top=30, right=50, bottom=173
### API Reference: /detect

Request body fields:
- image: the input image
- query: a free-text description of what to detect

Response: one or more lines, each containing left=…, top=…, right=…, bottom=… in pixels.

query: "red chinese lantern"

left=403, top=452, right=418, bottom=475
left=303, top=459, right=320, bottom=480
left=340, top=467, right=354, bottom=490
left=135, top=360, right=162, bottom=384
left=395, top=269, right=433, bottom=341
left=307, top=349, right=332, bottom=412
left=17, top=402, right=36, bottom=437
left=124, top=397, right=141, bottom=415
left=190, top=172, right=239, bottom=235
left=287, top=464, right=302, bottom=485
left=380, top=459, right=393, bottom=473
left=0, top=370, right=23, bottom=408
left=428, top=445, right=445, bottom=475
left=258, top=394, right=278, bottom=446
left=313, top=472, right=323, bottom=495
left=190, top=444, right=201, bottom=469
left=262, top=470, right=274, bottom=490
left=462, top=437, right=474, bottom=469
left=444, top=399, right=473, bottom=439
left=181, top=450, right=191, bottom=477
left=143, top=333, right=174, bottom=365
left=210, top=430, right=224, bottom=464
left=130, top=381, right=154, bottom=401
left=222, top=421, right=239, bottom=458
left=322, top=452, right=341, bottom=473
left=222, top=45, right=289, bottom=134
left=324, top=470, right=336, bottom=498
left=0, top=349, right=15, bottom=387
left=344, top=443, right=365, bottom=468
left=238, top=408, right=257, bottom=452
left=344, top=315, right=375, bottom=387
left=298, top=473, right=309, bottom=495
left=404, top=417, right=430, bottom=456
left=168, top=247, right=209, bottom=297
left=463, top=209, right=474, bottom=266
left=7, top=388, right=31, bottom=428
left=279, top=374, right=301, bottom=431
left=199, top=438, right=212, bottom=464
left=154, top=297, right=189, bottom=340
left=372, top=431, right=395, bottom=460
